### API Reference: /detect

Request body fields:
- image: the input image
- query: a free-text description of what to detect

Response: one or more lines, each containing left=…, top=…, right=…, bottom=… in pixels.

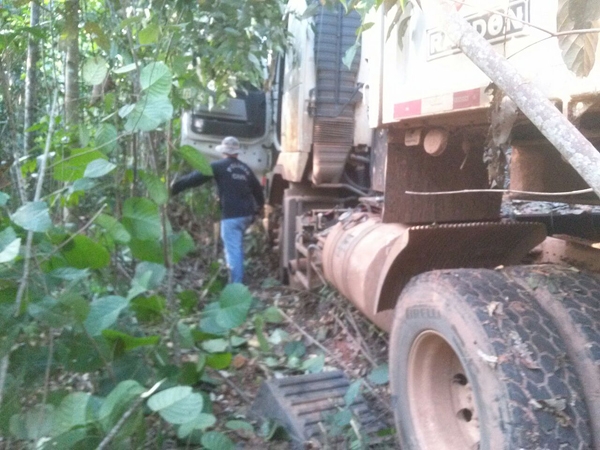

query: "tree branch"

left=432, top=0, right=600, bottom=198
left=96, top=396, right=144, bottom=450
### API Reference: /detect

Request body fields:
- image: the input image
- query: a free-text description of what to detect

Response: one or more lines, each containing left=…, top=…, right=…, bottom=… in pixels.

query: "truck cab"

left=182, top=1, right=600, bottom=448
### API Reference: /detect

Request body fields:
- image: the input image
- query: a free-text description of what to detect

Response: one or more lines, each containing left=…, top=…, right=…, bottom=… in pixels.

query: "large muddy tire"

left=505, top=265, right=600, bottom=449
left=389, top=268, right=592, bottom=450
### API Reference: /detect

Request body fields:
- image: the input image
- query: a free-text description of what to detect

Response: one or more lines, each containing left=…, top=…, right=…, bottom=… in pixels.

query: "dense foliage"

left=0, top=0, right=597, bottom=447
left=0, top=0, right=289, bottom=447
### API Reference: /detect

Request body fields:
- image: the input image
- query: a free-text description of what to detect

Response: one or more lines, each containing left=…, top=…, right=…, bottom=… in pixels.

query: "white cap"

left=215, top=136, right=241, bottom=155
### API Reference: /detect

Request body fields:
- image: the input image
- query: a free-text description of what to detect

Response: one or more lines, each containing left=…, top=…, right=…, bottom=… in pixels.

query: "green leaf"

left=39, top=428, right=89, bottom=450
left=147, top=386, right=203, bottom=425
left=284, top=340, right=305, bottom=358
left=84, top=295, right=129, bottom=336
left=28, top=296, right=71, bottom=328
left=177, top=413, right=217, bottom=439
left=342, top=42, right=359, bottom=70
left=128, top=261, right=166, bottom=300
left=59, top=331, right=106, bottom=372
left=199, top=302, right=228, bottom=335
left=83, top=56, right=108, bottom=85
left=27, top=291, right=90, bottom=328
left=54, top=148, right=107, bottom=182
left=125, top=96, right=173, bottom=132
left=263, top=306, right=284, bottom=324
left=201, top=338, right=228, bottom=353
left=201, top=431, right=235, bottom=450
left=248, top=52, right=262, bottom=71
left=140, top=171, right=168, bottom=205
left=140, top=62, right=172, bottom=96
left=61, top=234, right=110, bottom=269
left=54, top=392, right=91, bottom=435
left=113, top=63, right=137, bottom=74
left=122, top=197, right=162, bottom=241
left=268, top=328, right=289, bottom=345
left=118, top=103, right=136, bottom=118
left=332, top=409, right=352, bottom=427
left=98, top=380, right=145, bottom=431
left=129, top=238, right=164, bottom=263
left=0, top=192, right=9, bottom=207
left=254, top=315, right=270, bottom=352
left=0, top=227, right=20, bottom=263
left=79, top=126, right=91, bottom=148
left=84, top=21, right=110, bottom=52
left=58, top=292, right=90, bottom=323
left=367, top=363, right=389, bottom=385
left=95, top=213, right=131, bottom=244
left=171, top=55, right=190, bottom=76
left=205, top=352, right=232, bottom=369
left=102, top=329, right=160, bottom=350
left=139, top=23, right=160, bottom=45
left=70, top=178, right=96, bottom=193
left=49, top=268, right=89, bottom=281
left=230, top=336, right=247, bottom=347
left=225, top=419, right=254, bottom=434
left=301, top=354, right=325, bottom=373
left=11, top=201, right=51, bottom=232
left=177, top=145, right=214, bottom=175
left=171, top=231, right=195, bottom=263
left=260, top=419, right=289, bottom=441
left=300, top=2, right=319, bottom=19
left=344, top=379, right=362, bottom=406
left=84, top=159, right=116, bottom=178
left=216, top=283, right=253, bottom=330
left=131, top=295, right=166, bottom=322
left=177, top=321, right=195, bottom=349
left=177, top=290, right=197, bottom=315
left=10, top=404, right=54, bottom=441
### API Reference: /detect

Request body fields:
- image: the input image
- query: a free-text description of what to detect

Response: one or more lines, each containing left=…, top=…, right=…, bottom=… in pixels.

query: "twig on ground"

left=343, top=308, right=380, bottom=368
left=333, top=314, right=377, bottom=369
left=212, top=369, right=253, bottom=405
left=275, top=302, right=392, bottom=413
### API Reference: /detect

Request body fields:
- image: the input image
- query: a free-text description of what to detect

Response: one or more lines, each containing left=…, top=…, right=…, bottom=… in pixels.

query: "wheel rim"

left=407, top=331, right=480, bottom=449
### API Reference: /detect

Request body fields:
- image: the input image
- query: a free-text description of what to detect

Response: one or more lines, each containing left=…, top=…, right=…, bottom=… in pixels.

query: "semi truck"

left=181, top=0, right=600, bottom=448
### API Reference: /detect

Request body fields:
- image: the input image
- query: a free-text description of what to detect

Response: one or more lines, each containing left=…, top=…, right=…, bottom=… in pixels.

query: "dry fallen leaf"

left=232, top=354, right=247, bottom=369
left=487, top=301, right=503, bottom=317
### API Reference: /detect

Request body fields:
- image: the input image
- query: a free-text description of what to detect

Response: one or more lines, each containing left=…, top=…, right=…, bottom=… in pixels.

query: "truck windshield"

left=190, top=90, right=266, bottom=139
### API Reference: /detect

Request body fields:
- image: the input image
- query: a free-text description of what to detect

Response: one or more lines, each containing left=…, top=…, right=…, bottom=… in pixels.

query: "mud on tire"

left=390, top=268, right=592, bottom=450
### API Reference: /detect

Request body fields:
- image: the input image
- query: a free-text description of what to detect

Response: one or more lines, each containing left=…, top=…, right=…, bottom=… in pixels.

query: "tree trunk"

left=430, top=0, right=600, bottom=198
left=64, top=0, right=80, bottom=126
left=24, top=1, right=40, bottom=153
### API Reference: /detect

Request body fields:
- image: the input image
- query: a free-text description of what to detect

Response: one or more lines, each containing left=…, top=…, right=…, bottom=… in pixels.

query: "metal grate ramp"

left=250, top=370, right=390, bottom=448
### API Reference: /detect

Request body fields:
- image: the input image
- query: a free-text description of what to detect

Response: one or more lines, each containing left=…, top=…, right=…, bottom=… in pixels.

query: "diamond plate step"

left=250, top=370, right=389, bottom=448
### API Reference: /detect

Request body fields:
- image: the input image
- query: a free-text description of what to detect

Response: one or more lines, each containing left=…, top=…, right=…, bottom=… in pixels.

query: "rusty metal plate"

left=375, top=221, right=547, bottom=313
left=250, top=371, right=390, bottom=448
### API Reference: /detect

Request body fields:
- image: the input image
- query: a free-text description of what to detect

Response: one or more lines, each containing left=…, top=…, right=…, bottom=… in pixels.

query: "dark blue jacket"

left=171, top=157, right=264, bottom=219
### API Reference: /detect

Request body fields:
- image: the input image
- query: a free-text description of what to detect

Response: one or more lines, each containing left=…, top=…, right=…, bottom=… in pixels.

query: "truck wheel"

left=389, top=269, right=592, bottom=450
left=505, top=265, right=600, bottom=449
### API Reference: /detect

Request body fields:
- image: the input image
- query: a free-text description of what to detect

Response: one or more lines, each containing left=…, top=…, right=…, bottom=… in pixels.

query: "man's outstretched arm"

left=171, top=171, right=211, bottom=195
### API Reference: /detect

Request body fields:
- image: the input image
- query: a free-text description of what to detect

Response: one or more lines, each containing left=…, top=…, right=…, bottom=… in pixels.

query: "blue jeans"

left=220, top=216, right=253, bottom=284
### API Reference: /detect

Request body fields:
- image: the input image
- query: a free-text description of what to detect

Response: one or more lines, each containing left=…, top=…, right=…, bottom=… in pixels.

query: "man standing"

left=171, top=136, right=264, bottom=284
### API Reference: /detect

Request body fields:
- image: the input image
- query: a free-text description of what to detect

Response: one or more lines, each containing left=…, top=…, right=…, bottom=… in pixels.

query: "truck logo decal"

left=427, top=0, right=530, bottom=61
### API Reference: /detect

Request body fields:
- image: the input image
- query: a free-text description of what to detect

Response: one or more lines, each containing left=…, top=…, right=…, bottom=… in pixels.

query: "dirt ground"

left=169, top=202, right=397, bottom=449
